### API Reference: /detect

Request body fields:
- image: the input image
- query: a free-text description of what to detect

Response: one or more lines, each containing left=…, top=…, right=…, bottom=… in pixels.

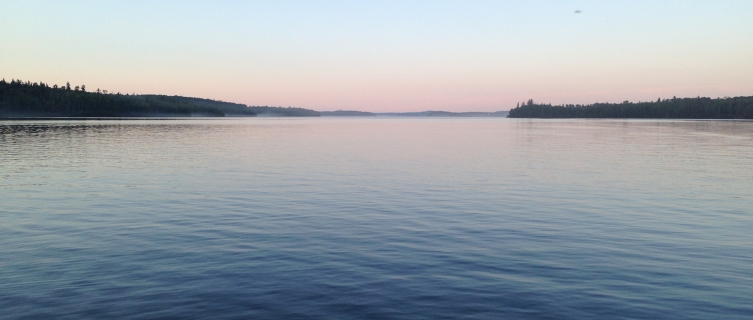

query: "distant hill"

left=425, top=111, right=492, bottom=117
left=0, top=79, right=321, bottom=118
left=140, top=95, right=256, bottom=116
left=377, top=111, right=508, bottom=117
left=320, top=110, right=376, bottom=117
left=508, top=97, right=753, bottom=119
left=247, top=106, right=320, bottom=117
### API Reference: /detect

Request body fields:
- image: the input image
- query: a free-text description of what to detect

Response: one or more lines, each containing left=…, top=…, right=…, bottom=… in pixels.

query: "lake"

left=1, top=118, right=751, bottom=319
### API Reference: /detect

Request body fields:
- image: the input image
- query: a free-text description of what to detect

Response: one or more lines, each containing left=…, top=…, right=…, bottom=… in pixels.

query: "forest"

left=0, top=79, right=320, bottom=117
left=507, top=97, right=753, bottom=119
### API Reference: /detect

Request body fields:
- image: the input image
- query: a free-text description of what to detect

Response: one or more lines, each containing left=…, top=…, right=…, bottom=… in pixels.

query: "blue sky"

left=1, top=0, right=752, bottom=111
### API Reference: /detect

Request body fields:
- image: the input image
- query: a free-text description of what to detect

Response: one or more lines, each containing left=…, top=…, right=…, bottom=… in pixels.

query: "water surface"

left=1, top=118, right=751, bottom=319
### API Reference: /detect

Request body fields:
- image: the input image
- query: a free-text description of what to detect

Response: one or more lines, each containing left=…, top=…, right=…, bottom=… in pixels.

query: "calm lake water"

left=1, top=118, right=751, bottom=319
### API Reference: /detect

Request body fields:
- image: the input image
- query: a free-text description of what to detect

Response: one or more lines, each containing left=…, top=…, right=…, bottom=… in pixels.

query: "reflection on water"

left=1, top=118, right=752, bottom=319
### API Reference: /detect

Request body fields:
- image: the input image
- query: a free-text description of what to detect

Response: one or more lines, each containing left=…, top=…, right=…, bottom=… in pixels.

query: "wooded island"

left=508, top=97, right=753, bottom=119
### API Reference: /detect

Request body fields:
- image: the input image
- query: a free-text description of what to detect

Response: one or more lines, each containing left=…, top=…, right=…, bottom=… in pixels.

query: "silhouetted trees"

left=0, top=79, right=262, bottom=117
left=508, top=96, right=753, bottom=119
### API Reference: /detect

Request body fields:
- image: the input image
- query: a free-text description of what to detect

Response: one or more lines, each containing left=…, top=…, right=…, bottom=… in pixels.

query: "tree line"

left=0, top=79, right=323, bottom=118
left=507, top=97, right=753, bottom=119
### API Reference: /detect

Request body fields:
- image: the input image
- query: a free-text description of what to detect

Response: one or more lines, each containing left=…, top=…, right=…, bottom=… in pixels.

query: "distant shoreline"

left=0, top=79, right=318, bottom=118
left=508, top=96, right=753, bottom=119
left=2, top=116, right=751, bottom=122
left=0, top=117, right=237, bottom=121
left=2, top=79, right=514, bottom=119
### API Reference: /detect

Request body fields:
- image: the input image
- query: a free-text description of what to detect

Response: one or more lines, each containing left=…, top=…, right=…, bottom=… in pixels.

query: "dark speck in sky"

left=575, top=10, right=582, bottom=13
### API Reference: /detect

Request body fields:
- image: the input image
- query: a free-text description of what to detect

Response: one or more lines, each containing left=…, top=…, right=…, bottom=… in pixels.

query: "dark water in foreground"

left=1, top=118, right=751, bottom=319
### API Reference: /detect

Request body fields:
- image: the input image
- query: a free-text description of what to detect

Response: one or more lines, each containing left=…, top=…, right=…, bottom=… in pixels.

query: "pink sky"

left=2, top=1, right=752, bottom=112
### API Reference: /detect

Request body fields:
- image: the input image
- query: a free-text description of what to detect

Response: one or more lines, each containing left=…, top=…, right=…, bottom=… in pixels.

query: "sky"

left=1, top=1, right=752, bottom=112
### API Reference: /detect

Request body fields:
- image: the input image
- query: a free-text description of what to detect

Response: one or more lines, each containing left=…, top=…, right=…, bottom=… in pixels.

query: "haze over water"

left=1, top=118, right=752, bottom=319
